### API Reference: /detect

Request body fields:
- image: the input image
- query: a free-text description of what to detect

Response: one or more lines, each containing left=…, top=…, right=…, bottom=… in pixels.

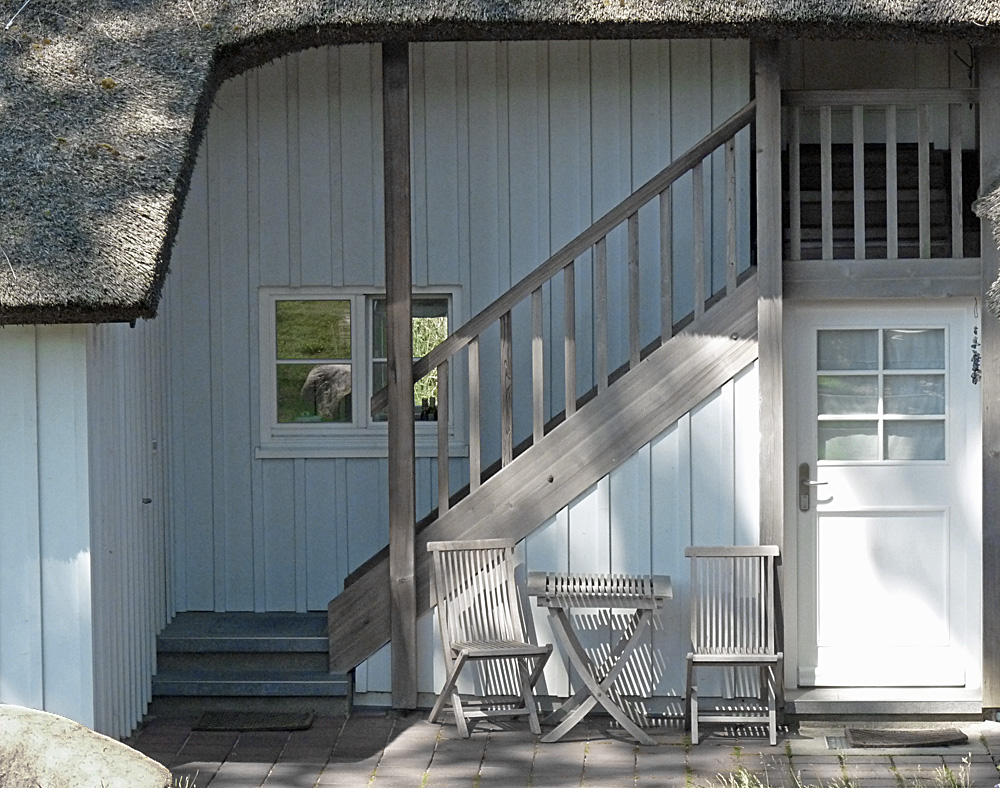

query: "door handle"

left=798, top=462, right=827, bottom=512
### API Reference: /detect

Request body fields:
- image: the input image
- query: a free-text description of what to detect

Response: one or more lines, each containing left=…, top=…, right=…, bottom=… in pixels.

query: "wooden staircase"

left=328, top=99, right=760, bottom=674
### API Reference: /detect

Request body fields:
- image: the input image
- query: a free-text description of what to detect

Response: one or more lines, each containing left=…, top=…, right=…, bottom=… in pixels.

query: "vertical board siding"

left=166, top=39, right=753, bottom=656
left=0, top=323, right=169, bottom=739
left=88, top=316, right=172, bottom=739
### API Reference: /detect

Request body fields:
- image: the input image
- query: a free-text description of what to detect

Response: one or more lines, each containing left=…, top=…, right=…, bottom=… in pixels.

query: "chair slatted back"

left=685, top=546, right=779, bottom=657
left=428, top=539, right=524, bottom=648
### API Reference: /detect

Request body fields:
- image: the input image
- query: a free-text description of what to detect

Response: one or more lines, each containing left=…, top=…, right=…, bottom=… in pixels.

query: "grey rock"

left=0, top=704, right=171, bottom=788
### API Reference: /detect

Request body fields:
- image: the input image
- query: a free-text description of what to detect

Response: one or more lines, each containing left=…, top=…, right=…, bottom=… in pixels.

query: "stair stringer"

left=328, top=274, right=760, bottom=673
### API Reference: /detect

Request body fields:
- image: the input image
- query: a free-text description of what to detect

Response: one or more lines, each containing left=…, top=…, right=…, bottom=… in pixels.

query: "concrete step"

left=157, top=611, right=328, bottom=652
left=152, top=669, right=351, bottom=697
left=153, top=612, right=351, bottom=711
left=157, top=650, right=328, bottom=673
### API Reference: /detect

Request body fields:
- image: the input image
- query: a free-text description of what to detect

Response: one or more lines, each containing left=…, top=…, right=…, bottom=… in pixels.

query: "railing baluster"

left=820, top=105, right=833, bottom=260
left=693, top=160, right=705, bottom=318
left=628, top=212, right=640, bottom=368
left=659, top=190, right=673, bottom=341
left=564, top=261, right=576, bottom=418
left=950, top=102, right=964, bottom=258
left=437, top=360, right=449, bottom=514
left=918, top=103, right=931, bottom=259
left=532, top=287, right=544, bottom=445
left=595, top=237, right=609, bottom=393
left=886, top=105, right=899, bottom=259
left=853, top=105, right=866, bottom=260
left=468, top=337, right=481, bottom=492
left=500, top=311, right=513, bottom=466
left=725, top=137, right=738, bottom=294
left=789, top=106, right=802, bottom=261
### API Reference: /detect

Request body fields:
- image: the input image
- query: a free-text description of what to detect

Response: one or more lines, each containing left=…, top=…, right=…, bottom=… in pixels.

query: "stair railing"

left=372, top=99, right=757, bottom=515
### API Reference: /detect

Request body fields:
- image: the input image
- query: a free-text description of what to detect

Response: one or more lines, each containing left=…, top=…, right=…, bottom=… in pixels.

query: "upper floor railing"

left=372, top=99, right=757, bottom=515
left=783, top=89, right=980, bottom=262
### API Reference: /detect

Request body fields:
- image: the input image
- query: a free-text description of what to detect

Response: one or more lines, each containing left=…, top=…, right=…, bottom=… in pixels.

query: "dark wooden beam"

left=784, top=258, right=981, bottom=300
left=383, top=40, right=416, bottom=710
left=755, top=41, right=783, bottom=551
left=979, top=45, right=1000, bottom=709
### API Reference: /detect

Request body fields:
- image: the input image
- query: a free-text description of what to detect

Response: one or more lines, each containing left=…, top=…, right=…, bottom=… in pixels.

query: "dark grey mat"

left=845, top=727, right=968, bottom=748
left=193, top=711, right=315, bottom=731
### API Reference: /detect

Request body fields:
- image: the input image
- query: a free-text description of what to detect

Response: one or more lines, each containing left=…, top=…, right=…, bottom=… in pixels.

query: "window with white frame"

left=258, top=288, right=459, bottom=457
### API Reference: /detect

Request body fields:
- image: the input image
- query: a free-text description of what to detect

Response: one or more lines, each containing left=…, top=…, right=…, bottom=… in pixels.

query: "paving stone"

left=261, top=761, right=328, bottom=787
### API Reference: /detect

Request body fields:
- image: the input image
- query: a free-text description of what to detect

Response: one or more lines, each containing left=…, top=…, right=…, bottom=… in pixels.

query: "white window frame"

left=256, top=286, right=466, bottom=459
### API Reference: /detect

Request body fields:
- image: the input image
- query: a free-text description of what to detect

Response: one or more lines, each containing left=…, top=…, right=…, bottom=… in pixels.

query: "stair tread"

left=158, top=612, right=328, bottom=652
left=153, top=669, right=350, bottom=697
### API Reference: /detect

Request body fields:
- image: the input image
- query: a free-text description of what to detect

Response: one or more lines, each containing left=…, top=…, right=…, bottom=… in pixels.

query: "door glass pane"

left=278, top=363, right=352, bottom=423
left=818, top=330, right=878, bottom=370
left=818, top=375, right=878, bottom=415
left=883, top=328, right=945, bottom=370
left=883, top=374, right=945, bottom=415
left=818, top=421, right=878, bottom=461
left=885, top=421, right=945, bottom=461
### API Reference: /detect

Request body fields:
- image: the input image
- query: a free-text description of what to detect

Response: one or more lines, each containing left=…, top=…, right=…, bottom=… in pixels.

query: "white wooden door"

left=791, top=302, right=980, bottom=688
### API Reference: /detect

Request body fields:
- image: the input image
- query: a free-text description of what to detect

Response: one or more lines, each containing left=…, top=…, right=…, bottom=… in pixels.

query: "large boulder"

left=0, top=705, right=171, bottom=788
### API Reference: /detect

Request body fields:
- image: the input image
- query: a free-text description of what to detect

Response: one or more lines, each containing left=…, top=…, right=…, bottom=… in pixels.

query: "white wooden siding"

left=88, top=317, right=173, bottom=739
left=0, top=324, right=167, bottom=739
left=0, top=326, right=94, bottom=725
left=166, top=39, right=752, bottom=618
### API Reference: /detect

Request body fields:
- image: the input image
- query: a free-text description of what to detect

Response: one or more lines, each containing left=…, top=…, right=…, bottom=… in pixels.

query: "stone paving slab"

left=126, top=713, right=1000, bottom=788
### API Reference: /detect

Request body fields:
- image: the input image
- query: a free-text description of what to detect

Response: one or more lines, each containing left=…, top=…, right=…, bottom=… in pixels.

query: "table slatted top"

left=526, top=571, right=672, bottom=609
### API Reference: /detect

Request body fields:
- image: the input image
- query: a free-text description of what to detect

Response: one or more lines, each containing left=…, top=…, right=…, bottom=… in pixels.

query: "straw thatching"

left=2, top=0, right=1000, bottom=324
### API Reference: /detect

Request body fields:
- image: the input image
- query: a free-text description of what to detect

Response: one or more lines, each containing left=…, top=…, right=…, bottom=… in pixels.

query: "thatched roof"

left=2, top=1, right=1000, bottom=325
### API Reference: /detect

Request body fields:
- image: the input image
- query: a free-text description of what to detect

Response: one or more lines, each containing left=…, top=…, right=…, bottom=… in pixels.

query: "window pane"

left=276, top=300, right=351, bottom=360
left=818, top=420, right=878, bottom=461
left=818, top=375, right=878, bottom=415
left=278, top=363, right=352, bottom=423
left=885, top=421, right=945, bottom=461
left=883, top=374, right=945, bottom=415
left=883, top=328, right=944, bottom=370
left=371, top=297, right=449, bottom=422
left=817, top=330, right=878, bottom=371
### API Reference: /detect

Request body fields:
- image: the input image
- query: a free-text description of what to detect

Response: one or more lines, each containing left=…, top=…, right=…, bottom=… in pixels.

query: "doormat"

left=193, top=711, right=315, bottom=731
left=845, top=728, right=968, bottom=748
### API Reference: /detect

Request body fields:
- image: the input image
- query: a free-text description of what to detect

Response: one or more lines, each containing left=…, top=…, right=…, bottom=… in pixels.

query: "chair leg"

left=518, top=658, right=542, bottom=736
left=431, top=652, right=470, bottom=737
left=686, top=659, right=698, bottom=744
left=766, top=668, right=777, bottom=746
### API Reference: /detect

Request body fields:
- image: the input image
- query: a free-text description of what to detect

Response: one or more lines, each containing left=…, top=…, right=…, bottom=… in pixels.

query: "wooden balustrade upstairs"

left=783, top=89, right=980, bottom=263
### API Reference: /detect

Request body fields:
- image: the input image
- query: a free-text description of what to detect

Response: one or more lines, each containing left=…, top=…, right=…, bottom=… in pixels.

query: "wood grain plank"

left=532, top=287, right=544, bottom=443
left=596, top=237, right=609, bottom=392
left=979, top=45, right=1000, bottom=707
left=500, top=310, right=514, bottom=466
left=820, top=105, right=833, bottom=260
left=660, top=191, right=673, bottom=337
left=754, top=41, right=784, bottom=553
left=693, top=162, right=706, bottom=318
left=788, top=107, right=802, bottom=261
left=437, top=360, right=450, bottom=515
left=853, top=105, right=866, bottom=261
left=950, top=103, right=964, bottom=259
left=468, top=337, right=481, bottom=492
left=564, top=263, right=576, bottom=417
left=918, top=103, right=931, bottom=259
left=886, top=105, right=899, bottom=259
left=382, top=40, right=417, bottom=709
left=628, top=213, right=641, bottom=368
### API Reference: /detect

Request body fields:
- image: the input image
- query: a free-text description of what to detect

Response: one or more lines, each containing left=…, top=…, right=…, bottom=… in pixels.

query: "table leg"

left=542, top=606, right=656, bottom=745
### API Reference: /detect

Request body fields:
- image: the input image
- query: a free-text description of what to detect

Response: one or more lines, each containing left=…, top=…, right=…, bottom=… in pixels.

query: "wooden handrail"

left=371, top=98, right=757, bottom=415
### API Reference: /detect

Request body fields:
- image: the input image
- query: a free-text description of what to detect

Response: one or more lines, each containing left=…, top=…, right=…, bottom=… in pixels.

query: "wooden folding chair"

left=427, top=539, right=552, bottom=737
left=684, top=545, right=783, bottom=745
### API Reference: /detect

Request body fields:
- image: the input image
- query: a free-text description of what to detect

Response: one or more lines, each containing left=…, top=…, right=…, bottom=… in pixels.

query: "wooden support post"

left=754, top=41, right=784, bottom=557
left=383, top=40, right=417, bottom=710
left=979, top=45, right=1000, bottom=709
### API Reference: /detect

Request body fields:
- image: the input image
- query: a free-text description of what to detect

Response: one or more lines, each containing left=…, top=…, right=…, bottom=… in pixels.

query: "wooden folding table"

left=527, top=571, right=672, bottom=745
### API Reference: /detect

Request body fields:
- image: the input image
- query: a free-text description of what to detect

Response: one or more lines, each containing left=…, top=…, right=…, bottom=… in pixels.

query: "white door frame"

left=783, top=299, right=982, bottom=694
